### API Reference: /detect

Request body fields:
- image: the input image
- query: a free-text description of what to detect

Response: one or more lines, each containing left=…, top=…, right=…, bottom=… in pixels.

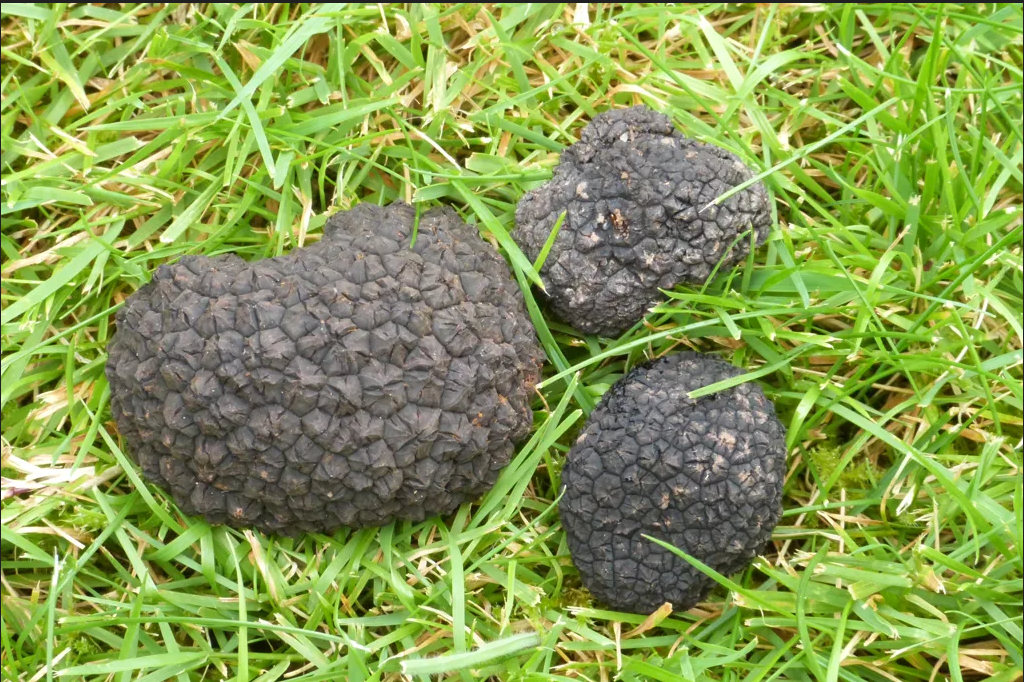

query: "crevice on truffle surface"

left=515, top=105, right=772, bottom=336
left=106, top=203, right=543, bottom=534
left=559, top=352, right=787, bottom=614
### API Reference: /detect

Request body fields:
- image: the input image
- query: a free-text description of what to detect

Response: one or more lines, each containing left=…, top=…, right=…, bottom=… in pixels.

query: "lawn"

left=1, top=3, right=1022, bottom=681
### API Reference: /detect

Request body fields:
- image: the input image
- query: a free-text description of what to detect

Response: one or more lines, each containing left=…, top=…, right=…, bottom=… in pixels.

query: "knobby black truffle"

left=559, top=352, right=786, bottom=614
left=515, top=105, right=772, bottom=336
left=106, top=203, right=544, bottom=534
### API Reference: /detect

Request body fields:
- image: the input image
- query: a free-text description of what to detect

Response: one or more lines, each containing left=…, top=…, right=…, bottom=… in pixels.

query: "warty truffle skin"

left=559, top=352, right=786, bottom=614
left=514, top=105, right=772, bottom=337
left=105, top=203, right=544, bottom=534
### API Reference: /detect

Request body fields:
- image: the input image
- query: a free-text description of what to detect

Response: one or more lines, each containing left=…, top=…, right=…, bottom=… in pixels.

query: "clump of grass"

left=807, top=443, right=879, bottom=489
left=2, top=3, right=1022, bottom=681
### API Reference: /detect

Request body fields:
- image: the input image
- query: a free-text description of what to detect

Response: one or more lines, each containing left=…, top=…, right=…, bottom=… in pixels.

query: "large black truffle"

left=106, top=203, right=543, bottom=534
left=560, top=352, right=786, bottom=614
left=515, top=106, right=772, bottom=336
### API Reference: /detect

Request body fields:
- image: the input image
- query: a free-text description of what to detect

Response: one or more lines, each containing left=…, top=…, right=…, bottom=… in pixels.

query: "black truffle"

left=514, top=105, right=772, bottom=336
left=105, top=203, right=543, bottom=534
left=559, top=352, right=786, bottom=614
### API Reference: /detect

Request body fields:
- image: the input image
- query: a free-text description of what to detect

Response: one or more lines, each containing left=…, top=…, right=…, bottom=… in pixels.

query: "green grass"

left=1, top=3, right=1022, bottom=681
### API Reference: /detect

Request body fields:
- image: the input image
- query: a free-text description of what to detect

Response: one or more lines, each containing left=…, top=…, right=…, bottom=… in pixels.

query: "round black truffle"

left=105, top=203, right=543, bottom=534
left=514, top=105, right=772, bottom=337
left=559, top=352, right=786, bottom=614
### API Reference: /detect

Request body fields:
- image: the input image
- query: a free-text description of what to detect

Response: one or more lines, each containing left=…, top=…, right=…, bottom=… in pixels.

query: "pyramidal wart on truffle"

left=559, top=352, right=787, bottom=614
left=105, top=202, right=544, bottom=534
left=515, top=105, right=772, bottom=337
